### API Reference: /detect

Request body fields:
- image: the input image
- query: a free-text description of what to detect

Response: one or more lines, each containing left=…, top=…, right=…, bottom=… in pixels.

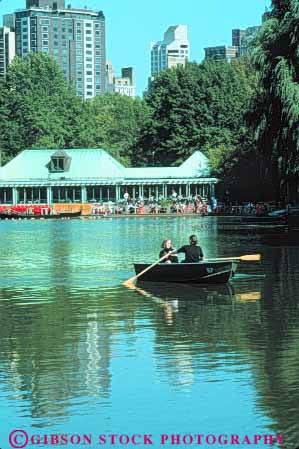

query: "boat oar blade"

left=239, top=254, right=261, bottom=262
left=123, top=277, right=137, bottom=288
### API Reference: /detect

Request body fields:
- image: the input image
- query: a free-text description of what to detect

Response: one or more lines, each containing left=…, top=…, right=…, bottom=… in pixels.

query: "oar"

left=206, top=254, right=261, bottom=262
left=123, top=251, right=175, bottom=287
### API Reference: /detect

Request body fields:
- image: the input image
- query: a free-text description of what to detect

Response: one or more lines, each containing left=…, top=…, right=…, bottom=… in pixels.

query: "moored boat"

left=0, top=210, right=81, bottom=220
left=134, top=261, right=238, bottom=284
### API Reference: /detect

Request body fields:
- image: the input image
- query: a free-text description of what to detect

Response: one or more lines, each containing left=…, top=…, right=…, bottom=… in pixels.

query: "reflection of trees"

left=247, top=248, right=299, bottom=445
left=0, top=286, right=138, bottom=425
left=148, top=248, right=299, bottom=443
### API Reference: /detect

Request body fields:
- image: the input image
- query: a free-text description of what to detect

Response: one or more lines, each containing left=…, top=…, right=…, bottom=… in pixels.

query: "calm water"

left=0, top=217, right=298, bottom=448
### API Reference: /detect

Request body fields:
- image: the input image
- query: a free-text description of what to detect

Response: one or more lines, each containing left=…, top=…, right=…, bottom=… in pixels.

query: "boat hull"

left=134, top=261, right=236, bottom=284
left=0, top=211, right=81, bottom=220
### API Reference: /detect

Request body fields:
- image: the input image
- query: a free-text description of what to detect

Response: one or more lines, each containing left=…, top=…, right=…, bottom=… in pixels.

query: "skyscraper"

left=0, top=25, right=15, bottom=78
left=205, top=25, right=260, bottom=62
left=232, top=26, right=260, bottom=56
left=15, top=0, right=106, bottom=98
left=150, top=25, right=190, bottom=77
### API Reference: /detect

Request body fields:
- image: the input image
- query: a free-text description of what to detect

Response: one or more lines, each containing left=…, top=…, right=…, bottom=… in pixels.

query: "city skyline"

left=0, top=0, right=271, bottom=95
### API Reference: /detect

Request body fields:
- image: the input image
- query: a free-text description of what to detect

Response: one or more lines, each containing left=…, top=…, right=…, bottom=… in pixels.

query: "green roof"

left=0, top=148, right=215, bottom=184
left=0, top=148, right=125, bottom=181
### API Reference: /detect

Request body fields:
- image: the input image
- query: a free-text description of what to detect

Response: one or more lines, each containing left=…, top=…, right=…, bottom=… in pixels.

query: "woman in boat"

left=159, top=239, right=178, bottom=263
left=176, top=234, right=204, bottom=263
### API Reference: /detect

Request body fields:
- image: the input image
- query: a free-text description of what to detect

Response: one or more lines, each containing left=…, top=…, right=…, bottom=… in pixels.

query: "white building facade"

left=0, top=25, right=15, bottom=77
left=150, top=25, right=190, bottom=77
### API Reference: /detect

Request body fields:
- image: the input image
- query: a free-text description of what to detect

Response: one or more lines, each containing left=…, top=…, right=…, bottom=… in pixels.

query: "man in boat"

left=176, top=234, right=204, bottom=263
left=159, top=240, right=179, bottom=263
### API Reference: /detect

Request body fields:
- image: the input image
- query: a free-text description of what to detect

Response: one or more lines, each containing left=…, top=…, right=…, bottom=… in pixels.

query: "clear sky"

left=0, top=0, right=271, bottom=95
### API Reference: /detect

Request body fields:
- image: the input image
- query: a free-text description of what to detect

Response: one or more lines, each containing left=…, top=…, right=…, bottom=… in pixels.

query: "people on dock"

left=159, top=239, right=178, bottom=263
left=176, top=235, right=204, bottom=263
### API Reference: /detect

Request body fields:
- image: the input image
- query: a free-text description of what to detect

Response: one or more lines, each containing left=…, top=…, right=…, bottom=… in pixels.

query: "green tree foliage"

left=0, top=53, right=149, bottom=166
left=251, top=0, right=299, bottom=202
left=0, top=53, right=80, bottom=162
left=135, top=59, right=256, bottom=167
left=71, top=93, right=150, bottom=165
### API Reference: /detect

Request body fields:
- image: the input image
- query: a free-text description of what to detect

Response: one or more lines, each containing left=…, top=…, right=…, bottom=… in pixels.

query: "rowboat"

left=134, top=261, right=238, bottom=284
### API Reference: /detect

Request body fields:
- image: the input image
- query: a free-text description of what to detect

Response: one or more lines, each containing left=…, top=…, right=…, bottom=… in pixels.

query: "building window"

left=86, top=91, right=93, bottom=96
left=86, top=44, right=92, bottom=48
left=86, top=77, right=92, bottom=82
left=41, top=19, right=50, bottom=25
left=42, top=40, right=49, bottom=46
left=85, top=23, right=92, bottom=27
left=85, top=30, right=92, bottom=35
left=42, top=33, right=48, bottom=39
left=86, top=37, right=92, bottom=42
left=51, top=158, right=65, bottom=172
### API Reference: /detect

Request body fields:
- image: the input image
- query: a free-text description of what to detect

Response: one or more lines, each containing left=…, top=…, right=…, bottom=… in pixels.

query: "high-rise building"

left=0, top=25, right=16, bottom=77
left=204, top=45, right=238, bottom=62
left=106, top=60, right=114, bottom=92
left=205, top=25, right=260, bottom=62
left=150, top=25, right=190, bottom=77
left=105, top=61, right=136, bottom=97
left=232, top=26, right=260, bottom=56
left=14, top=0, right=106, bottom=98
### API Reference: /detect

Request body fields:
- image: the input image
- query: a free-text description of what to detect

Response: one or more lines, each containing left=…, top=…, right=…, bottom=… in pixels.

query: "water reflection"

left=0, top=219, right=298, bottom=445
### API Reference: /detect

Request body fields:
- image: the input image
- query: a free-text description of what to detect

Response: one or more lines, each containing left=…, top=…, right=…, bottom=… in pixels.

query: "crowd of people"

left=92, top=191, right=278, bottom=217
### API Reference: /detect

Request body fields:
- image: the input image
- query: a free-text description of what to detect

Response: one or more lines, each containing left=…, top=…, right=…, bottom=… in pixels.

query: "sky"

left=0, top=0, right=271, bottom=95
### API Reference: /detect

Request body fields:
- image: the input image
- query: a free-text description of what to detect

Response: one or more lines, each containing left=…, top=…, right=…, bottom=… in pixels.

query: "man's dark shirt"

left=177, top=245, right=204, bottom=263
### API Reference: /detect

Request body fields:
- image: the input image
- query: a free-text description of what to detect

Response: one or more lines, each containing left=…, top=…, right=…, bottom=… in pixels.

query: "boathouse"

left=0, top=148, right=218, bottom=205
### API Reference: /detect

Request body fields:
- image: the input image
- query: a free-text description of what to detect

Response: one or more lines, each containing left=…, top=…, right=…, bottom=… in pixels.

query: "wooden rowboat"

left=134, top=261, right=238, bottom=284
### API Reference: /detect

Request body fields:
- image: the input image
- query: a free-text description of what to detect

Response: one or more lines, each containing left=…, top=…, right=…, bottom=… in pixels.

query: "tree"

left=250, top=0, right=299, bottom=202
left=0, top=52, right=80, bottom=162
left=135, top=59, right=256, bottom=167
left=71, top=93, right=150, bottom=165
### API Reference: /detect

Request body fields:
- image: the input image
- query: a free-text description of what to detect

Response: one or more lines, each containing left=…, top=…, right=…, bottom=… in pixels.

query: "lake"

left=0, top=217, right=298, bottom=448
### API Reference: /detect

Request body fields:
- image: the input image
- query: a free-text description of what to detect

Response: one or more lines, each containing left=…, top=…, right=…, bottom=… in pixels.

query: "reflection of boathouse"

left=0, top=148, right=218, bottom=205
